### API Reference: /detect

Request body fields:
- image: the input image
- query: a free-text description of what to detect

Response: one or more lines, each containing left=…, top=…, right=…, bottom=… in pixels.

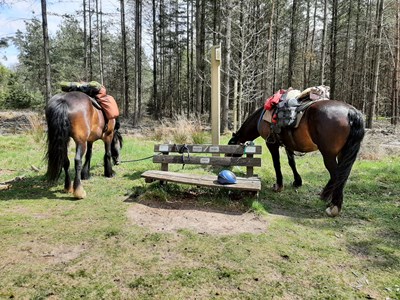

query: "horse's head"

left=111, top=129, right=123, bottom=165
left=228, top=132, right=240, bottom=145
left=227, top=132, right=245, bottom=157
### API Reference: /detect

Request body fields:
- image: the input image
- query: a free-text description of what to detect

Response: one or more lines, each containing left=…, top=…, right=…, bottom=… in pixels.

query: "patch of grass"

left=0, top=133, right=399, bottom=299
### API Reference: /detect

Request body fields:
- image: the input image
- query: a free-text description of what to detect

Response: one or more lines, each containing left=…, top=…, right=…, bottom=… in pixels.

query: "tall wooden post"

left=211, top=44, right=221, bottom=145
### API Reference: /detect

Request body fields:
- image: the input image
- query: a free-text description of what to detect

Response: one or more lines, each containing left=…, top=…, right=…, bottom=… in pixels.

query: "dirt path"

left=127, top=202, right=268, bottom=235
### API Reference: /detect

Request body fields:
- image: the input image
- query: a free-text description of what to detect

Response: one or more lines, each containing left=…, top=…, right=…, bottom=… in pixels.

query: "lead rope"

left=119, top=153, right=161, bottom=163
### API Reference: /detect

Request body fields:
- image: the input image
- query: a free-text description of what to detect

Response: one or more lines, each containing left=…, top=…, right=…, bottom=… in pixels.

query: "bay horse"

left=45, top=91, right=123, bottom=199
left=228, top=100, right=365, bottom=217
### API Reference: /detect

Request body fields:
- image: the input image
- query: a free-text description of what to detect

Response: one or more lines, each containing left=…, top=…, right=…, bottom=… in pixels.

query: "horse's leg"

left=81, top=141, right=93, bottom=180
left=320, top=153, right=338, bottom=202
left=285, top=149, right=302, bottom=188
left=103, top=138, right=114, bottom=178
left=63, top=156, right=72, bottom=193
left=267, top=142, right=284, bottom=192
left=73, top=142, right=87, bottom=199
left=326, top=153, right=351, bottom=217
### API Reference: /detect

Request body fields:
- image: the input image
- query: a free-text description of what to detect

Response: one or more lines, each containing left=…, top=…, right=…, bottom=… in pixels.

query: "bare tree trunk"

left=159, top=0, right=165, bottom=118
left=186, top=0, right=191, bottom=118
left=287, top=0, right=298, bottom=87
left=307, top=0, right=317, bottom=87
left=237, top=2, right=244, bottom=126
left=190, top=0, right=194, bottom=116
left=361, top=2, right=373, bottom=113
left=88, top=0, right=93, bottom=79
left=83, top=0, right=88, bottom=81
left=120, top=0, right=129, bottom=116
left=367, top=0, right=384, bottom=128
left=95, top=0, right=103, bottom=84
left=134, top=0, right=142, bottom=125
left=329, top=0, right=338, bottom=99
left=221, top=0, right=232, bottom=133
left=394, top=0, right=400, bottom=126
left=233, top=78, right=238, bottom=132
left=302, top=0, right=310, bottom=89
left=152, top=0, right=159, bottom=119
left=341, top=1, right=352, bottom=99
left=195, top=0, right=205, bottom=116
left=320, top=0, right=327, bottom=85
left=266, top=0, right=275, bottom=97
left=41, top=0, right=51, bottom=103
left=349, top=0, right=362, bottom=106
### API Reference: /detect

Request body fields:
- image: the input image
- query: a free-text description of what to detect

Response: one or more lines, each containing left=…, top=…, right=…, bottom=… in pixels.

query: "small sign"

left=245, top=146, right=256, bottom=154
left=210, top=146, right=219, bottom=152
left=193, top=146, right=203, bottom=152
left=200, top=158, right=210, bottom=164
left=159, top=145, right=169, bottom=152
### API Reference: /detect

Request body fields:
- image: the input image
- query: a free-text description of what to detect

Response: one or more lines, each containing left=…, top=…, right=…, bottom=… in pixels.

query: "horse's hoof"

left=64, top=186, right=73, bottom=193
left=272, top=184, right=283, bottom=192
left=325, top=206, right=339, bottom=217
left=292, top=181, right=302, bottom=188
left=73, top=186, right=86, bottom=199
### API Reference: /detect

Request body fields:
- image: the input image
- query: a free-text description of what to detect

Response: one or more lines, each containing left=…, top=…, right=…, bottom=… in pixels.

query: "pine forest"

left=0, top=0, right=399, bottom=130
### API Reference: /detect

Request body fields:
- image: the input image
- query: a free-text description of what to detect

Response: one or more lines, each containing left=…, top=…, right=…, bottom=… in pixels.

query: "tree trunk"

left=83, top=0, right=88, bottom=81
left=349, top=0, right=362, bottom=106
left=287, top=0, right=298, bottom=87
left=361, top=2, right=373, bottom=113
left=367, top=0, right=384, bottom=128
left=120, top=0, right=129, bottom=116
left=302, top=0, right=310, bottom=89
left=195, top=0, right=205, bottom=116
left=307, top=0, right=317, bottom=88
left=320, top=0, right=327, bottom=85
left=88, top=0, right=93, bottom=79
left=134, top=0, right=142, bottom=125
left=329, top=0, right=338, bottom=99
left=221, top=0, right=232, bottom=133
left=186, top=0, right=191, bottom=118
left=40, top=0, right=51, bottom=103
left=341, top=1, right=352, bottom=100
left=394, top=0, right=400, bottom=125
left=266, top=0, right=275, bottom=97
left=95, top=0, right=103, bottom=84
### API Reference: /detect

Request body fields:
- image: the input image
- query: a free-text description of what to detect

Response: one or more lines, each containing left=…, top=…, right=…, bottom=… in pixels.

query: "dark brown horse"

left=229, top=100, right=365, bottom=217
left=45, top=91, right=123, bottom=199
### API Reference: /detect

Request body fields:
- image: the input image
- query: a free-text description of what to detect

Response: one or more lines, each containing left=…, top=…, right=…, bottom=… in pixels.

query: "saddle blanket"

left=60, top=81, right=119, bottom=119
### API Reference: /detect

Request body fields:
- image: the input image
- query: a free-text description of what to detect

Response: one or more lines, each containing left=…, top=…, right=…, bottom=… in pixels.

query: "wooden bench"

left=141, top=144, right=262, bottom=193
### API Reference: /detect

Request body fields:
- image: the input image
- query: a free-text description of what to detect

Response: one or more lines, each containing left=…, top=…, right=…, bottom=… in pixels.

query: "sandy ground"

left=127, top=202, right=268, bottom=235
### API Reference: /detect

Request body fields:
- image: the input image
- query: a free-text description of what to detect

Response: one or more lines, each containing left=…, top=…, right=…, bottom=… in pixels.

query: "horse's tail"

left=335, top=108, right=365, bottom=189
left=45, top=97, right=71, bottom=183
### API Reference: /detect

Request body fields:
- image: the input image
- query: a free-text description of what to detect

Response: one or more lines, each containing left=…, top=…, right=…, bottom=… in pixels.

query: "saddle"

left=263, top=86, right=330, bottom=134
left=60, top=81, right=119, bottom=120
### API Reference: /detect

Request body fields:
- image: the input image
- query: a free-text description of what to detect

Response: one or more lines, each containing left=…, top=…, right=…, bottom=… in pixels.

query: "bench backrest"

left=153, top=144, right=262, bottom=177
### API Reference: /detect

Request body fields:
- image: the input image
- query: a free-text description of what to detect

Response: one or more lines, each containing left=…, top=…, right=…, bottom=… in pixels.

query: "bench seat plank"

left=141, top=170, right=261, bottom=192
left=153, top=155, right=261, bottom=167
